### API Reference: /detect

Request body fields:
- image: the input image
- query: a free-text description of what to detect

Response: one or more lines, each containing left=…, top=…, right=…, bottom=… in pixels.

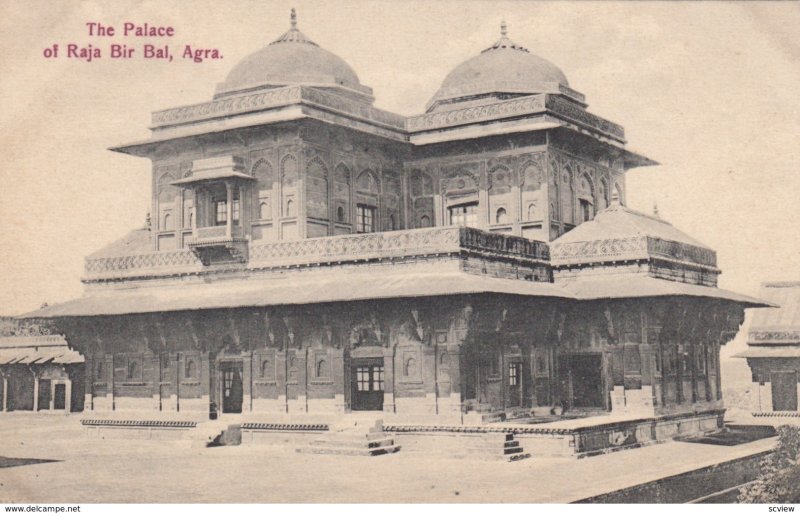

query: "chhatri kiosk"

left=24, top=12, right=767, bottom=451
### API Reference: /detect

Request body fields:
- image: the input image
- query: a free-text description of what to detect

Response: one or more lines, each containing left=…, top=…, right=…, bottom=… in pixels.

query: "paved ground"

left=0, top=414, right=776, bottom=503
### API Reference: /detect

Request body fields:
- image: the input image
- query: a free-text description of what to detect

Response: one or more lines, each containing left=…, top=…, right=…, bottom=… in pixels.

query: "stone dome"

left=214, top=9, right=371, bottom=101
left=427, top=22, right=569, bottom=112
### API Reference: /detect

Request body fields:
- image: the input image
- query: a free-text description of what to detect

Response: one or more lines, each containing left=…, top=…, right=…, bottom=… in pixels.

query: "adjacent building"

left=740, top=282, right=800, bottom=413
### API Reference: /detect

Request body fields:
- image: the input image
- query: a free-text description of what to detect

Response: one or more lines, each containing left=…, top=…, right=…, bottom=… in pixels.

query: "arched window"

left=336, top=206, right=345, bottom=223
left=527, top=202, right=538, bottom=221
left=259, top=201, right=270, bottom=220
left=260, top=359, right=271, bottom=379
left=185, top=359, right=195, bottom=379
left=188, top=212, right=194, bottom=228
left=495, top=207, right=508, bottom=224
left=127, top=360, right=138, bottom=379
left=419, top=215, right=431, bottom=228
left=404, top=357, right=417, bottom=377
left=316, top=359, right=328, bottom=378
left=163, top=213, right=173, bottom=231
left=388, top=214, right=396, bottom=230
left=285, top=199, right=295, bottom=217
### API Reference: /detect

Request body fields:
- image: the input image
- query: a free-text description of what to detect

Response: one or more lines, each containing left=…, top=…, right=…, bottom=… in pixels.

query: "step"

left=504, top=440, right=520, bottom=449
left=507, top=452, right=532, bottom=462
left=309, top=437, right=397, bottom=449
left=504, top=446, right=525, bottom=455
left=297, top=444, right=402, bottom=457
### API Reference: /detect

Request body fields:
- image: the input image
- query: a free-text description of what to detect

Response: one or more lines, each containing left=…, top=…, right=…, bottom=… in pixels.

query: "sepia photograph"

left=0, top=0, right=798, bottom=508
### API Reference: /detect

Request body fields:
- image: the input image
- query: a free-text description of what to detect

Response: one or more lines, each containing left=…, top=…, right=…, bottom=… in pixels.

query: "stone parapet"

left=84, top=226, right=551, bottom=284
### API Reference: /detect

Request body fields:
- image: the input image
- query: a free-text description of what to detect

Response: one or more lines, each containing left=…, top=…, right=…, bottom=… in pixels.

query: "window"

left=316, top=359, right=328, bottom=379
left=260, top=359, right=271, bottom=379
left=488, top=353, right=500, bottom=376
left=163, top=213, right=173, bottom=231
left=419, top=215, right=431, bottom=228
left=214, top=198, right=240, bottom=225
left=356, top=204, right=376, bottom=233
left=127, top=360, right=138, bottom=380
left=185, top=359, right=196, bottom=379
left=509, top=362, right=521, bottom=386
left=580, top=199, right=594, bottom=222
left=527, top=202, right=538, bottom=221
left=495, top=207, right=509, bottom=224
left=535, top=355, right=548, bottom=374
left=336, top=206, right=345, bottom=223
left=231, top=199, right=240, bottom=223
left=449, top=202, right=478, bottom=227
left=259, top=201, right=270, bottom=219
left=404, top=357, right=417, bottom=377
left=356, top=365, right=384, bottom=392
left=215, top=200, right=227, bottom=225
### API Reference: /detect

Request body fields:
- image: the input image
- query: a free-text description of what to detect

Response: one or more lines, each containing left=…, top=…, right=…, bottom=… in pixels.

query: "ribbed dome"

left=215, top=9, right=368, bottom=100
left=427, top=22, right=569, bottom=112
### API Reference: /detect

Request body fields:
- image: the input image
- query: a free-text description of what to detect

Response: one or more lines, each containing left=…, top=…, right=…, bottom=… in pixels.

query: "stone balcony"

left=186, top=225, right=248, bottom=265
left=83, top=226, right=551, bottom=284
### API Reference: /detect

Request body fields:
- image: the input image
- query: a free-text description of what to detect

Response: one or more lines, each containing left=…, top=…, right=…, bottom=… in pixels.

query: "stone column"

left=225, top=181, right=233, bottom=238
left=32, top=371, right=39, bottom=412
left=49, top=380, right=55, bottom=410
left=65, top=379, right=72, bottom=413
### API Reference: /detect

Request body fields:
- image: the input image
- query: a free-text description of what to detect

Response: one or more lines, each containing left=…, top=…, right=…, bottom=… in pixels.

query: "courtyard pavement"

left=0, top=414, right=776, bottom=503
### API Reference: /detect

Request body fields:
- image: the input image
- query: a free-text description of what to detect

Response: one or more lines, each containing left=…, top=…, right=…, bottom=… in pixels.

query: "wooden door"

left=351, top=359, right=384, bottom=411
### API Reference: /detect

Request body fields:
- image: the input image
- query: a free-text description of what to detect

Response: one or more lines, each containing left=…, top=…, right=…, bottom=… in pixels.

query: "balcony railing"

left=188, top=225, right=244, bottom=245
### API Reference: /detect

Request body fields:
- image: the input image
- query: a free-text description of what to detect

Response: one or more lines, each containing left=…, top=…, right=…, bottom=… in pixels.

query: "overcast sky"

left=0, top=0, right=798, bottom=350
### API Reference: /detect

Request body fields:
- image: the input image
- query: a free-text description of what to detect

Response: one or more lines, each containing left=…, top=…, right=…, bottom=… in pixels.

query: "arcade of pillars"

left=53, top=295, right=743, bottom=419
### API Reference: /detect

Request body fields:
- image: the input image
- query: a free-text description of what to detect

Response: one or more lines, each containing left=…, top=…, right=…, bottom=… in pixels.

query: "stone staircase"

left=503, top=433, right=531, bottom=462
left=297, top=418, right=401, bottom=456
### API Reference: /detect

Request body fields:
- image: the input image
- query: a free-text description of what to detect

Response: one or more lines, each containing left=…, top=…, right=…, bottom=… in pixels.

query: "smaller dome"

left=215, top=9, right=370, bottom=101
left=427, top=22, right=569, bottom=112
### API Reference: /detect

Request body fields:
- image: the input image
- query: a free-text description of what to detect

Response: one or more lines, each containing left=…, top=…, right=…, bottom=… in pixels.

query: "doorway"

left=38, top=379, right=51, bottom=411
left=771, top=371, right=798, bottom=411
left=53, top=383, right=66, bottom=410
left=559, top=354, right=604, bottom=409
left=220, top=362, right=243, bottom=414
left=351, top=358, right=384, bottom=411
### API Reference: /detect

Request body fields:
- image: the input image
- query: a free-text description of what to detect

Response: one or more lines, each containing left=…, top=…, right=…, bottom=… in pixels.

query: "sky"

left=0, top=0, right=798, bottom=358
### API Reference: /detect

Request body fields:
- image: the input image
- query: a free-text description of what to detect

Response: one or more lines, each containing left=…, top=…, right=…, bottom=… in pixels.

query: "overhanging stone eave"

left=409, top=118, right=562, bottom=146
left=108, top=107, right=307, bottom=157
left=110, top=105, right=409, bottom=158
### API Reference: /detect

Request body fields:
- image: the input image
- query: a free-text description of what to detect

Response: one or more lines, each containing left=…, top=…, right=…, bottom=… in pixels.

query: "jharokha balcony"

left=186, top=225, right=248, bottom=265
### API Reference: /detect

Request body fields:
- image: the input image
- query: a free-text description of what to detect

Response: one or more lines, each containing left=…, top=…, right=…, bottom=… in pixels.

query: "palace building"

left=18, top=11, right=768, bottom=437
